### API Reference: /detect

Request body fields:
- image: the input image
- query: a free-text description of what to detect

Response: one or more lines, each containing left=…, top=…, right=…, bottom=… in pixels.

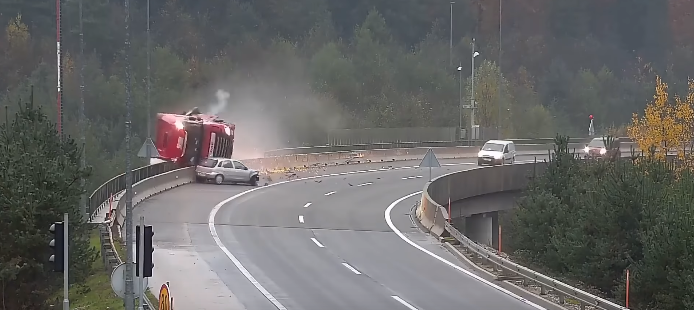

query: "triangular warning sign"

left=419, top=148, right=441, bottom=168
left=137, top=138, right=160, bottom=158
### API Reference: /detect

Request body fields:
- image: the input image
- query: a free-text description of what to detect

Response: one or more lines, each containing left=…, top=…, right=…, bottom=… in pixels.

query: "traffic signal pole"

left=62, top=213, right=69, bottom=310
left=49, top=214, right=70, bottom=309
left=138, top=216, right=145, bottom=310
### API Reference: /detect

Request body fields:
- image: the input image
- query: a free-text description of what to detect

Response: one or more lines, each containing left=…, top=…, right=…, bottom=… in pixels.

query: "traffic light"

left=136, top=225, right=155, bottom=277
left=49, top=222, right=65, bottom=272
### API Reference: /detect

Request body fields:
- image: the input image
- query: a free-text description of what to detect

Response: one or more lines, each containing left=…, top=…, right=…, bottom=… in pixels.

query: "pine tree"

left=0, top=92, right=96, bottom=309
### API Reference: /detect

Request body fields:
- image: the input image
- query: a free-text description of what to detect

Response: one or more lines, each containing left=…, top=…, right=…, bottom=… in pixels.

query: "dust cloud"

left=170, top=70, right=345, bottom=160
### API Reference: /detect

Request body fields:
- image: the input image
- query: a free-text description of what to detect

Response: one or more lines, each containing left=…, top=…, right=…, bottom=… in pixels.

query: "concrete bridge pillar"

left=464, top=211, right=499, bottom=247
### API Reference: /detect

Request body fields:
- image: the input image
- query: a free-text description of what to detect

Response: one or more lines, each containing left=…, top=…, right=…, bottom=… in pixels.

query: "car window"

left=481, top=142, right=504, bottom=152
left=199, top=158, right=217, bottom=168
left=221, top=160, right=234, bottom=168
left=588, top=138, right=605, bottom=148
left=234, top=161, right=247, bottom=170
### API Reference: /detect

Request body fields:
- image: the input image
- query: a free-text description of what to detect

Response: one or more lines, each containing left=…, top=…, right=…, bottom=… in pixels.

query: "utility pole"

left=449, top=1, right=455, bottom=68
left=146, top=0, right=152, bottom=157
left=470, top=39, right=478, bottom=142
left=457, top=64, right=463, bottom=140
left=123, top=0, right=135, bottom=307
left=62, top=213, right=69, bottom=310
left=78, top=0, right=87, bottom=221
left=497, top=0, right=502, bottom=139
left=138, top=216, right=145, bottom=310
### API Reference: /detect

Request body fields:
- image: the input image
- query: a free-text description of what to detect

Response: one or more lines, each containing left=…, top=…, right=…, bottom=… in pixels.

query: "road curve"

left=138, top=155, right=549, bottom=310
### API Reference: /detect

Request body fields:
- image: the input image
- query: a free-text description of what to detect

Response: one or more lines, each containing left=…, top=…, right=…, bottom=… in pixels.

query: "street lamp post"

left=460, top=40, right=480, bottom=144
left=449, top=1, right=455, bottom=68
left=471, top=39, right=480, bottom=141
left=457, top=65, right=463, bottom=140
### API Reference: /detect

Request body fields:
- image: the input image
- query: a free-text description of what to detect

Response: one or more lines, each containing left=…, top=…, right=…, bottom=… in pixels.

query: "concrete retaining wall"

left=417, top=162, right=548, bottom=237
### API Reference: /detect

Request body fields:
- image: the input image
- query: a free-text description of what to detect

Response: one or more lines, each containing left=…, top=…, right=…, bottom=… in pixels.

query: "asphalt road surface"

left=136, top=155, right=551, bottom=310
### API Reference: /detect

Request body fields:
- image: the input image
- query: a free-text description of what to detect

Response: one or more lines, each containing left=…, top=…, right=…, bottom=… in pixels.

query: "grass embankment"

left=57, top=229, right=159, bottom=309
left=60, top=230, right=124, bottom=309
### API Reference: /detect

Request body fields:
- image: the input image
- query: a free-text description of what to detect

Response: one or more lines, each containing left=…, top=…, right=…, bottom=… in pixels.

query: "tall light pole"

left=457, top=65, right=463, bottom=140
left=497, top=0, right=502, bottom=139
left=146, top=0, right=152, bottom=155
left=470, top=39, right=480, bottom=141
left=449, top=1, right=455, bottom=68
left=123, top=0, right=135, bottom=307
left=78, top=0, right=87, bottom=220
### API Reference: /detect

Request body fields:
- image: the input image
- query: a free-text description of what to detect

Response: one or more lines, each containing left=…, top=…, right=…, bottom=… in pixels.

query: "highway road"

left=136, top=154, right=551, bottom=310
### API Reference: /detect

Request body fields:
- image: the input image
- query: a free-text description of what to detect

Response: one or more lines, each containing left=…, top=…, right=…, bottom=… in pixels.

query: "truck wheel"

left=214, top=174, right=224, bottom=185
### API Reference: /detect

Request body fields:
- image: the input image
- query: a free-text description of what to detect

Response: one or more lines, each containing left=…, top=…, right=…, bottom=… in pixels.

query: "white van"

left=477, top=140, right=516, bottom=166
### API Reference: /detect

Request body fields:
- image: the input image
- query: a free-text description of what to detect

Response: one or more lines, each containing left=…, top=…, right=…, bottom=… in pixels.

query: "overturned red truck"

left=154, top=107, right=235, bottom=166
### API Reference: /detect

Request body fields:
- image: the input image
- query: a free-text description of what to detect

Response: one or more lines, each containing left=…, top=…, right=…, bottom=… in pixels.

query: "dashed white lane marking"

left=341, top=263, right=362, bottom=275
left=324, top=191, right=336, bottom=196
left=391, top=296, right=419, bottom=310
left=384, top=192, right=546, bottom=310
left=311, top=238, right=325, bottom=248
left=298, top=215, right=304, bottom=223
left=357, top=182, right=373, bottom=187
left=401, top=176, right=423, bottom=180
left=208, top=159, right=540, bottom=310
left=302, top=202, right=312, bottom=208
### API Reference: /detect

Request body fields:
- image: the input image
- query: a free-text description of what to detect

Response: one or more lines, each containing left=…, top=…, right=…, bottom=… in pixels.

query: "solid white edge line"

left=206, top=158, right=488, bottom=310
left=384, top=192, right=547, bottom=310
left=209, top=197, right=288, bottom=310
left=298, top=215, right=304, bottom=223
left=391, top=295, right=419, bottom=310
left=303, top=202, right=312, bottom=208
left=341, top=262, right=362, bottom=275
left=310, top=237, right=325, bottom=248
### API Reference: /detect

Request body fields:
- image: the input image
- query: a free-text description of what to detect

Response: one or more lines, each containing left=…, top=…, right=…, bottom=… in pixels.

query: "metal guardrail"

left=445, top=221, right=627, bottom=310
left=420, top=160, right=631, bottom=310
left=88, top=162, right=178, bottom=222
left=103, top=218, right=156, bottom=309
left=263, top=137, right=635, bottom=157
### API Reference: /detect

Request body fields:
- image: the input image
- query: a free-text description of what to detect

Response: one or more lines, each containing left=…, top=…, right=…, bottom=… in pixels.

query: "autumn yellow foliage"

left=627, top=76, right=694, bottom=159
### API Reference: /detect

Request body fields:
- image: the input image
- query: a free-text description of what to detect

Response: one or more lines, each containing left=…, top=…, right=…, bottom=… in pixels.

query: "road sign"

left=158, top=283, right=172, bottom=310
left=419, top=148, right=441, bottom=168
left=419, top=148, right=441, bottom=182
left=137, top=138, right=160, bottom=158
left=110, top=263, right=149, bottom=299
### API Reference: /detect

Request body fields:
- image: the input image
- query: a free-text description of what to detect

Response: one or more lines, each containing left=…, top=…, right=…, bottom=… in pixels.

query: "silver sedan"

left=195, top=157, right=260, bottom=186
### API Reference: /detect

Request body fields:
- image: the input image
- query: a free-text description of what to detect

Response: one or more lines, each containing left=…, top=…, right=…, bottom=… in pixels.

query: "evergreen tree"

left=0, top=93, right=96, bottom=309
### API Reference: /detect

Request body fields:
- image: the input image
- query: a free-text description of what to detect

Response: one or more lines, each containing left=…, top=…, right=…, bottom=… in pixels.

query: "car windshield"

left=588, top=138, right=606, bottom=148
left=199, top=158, right=218, bottom=168
left=481, top=142, right=505, bottom=152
